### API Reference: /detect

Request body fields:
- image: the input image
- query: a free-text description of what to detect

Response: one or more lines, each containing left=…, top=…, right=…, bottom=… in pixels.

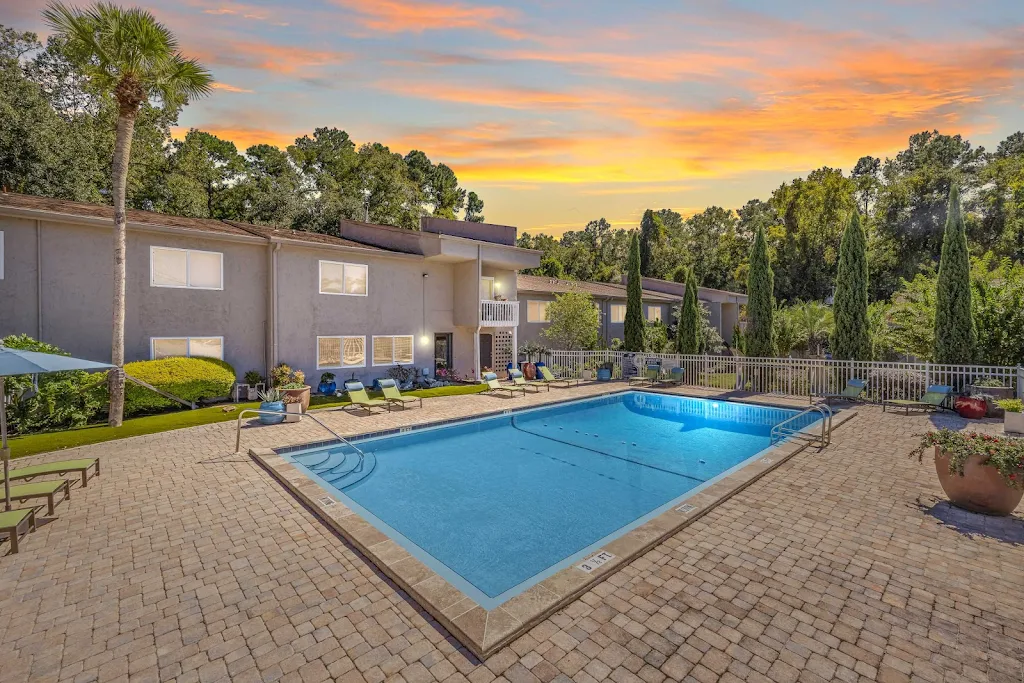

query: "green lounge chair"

left=3, top=458, right=100, bottom=488
left=343, top=381, right=390, bottom=413
left=506, top=369, right=549, bottom=393
left=629, top=365, right=660, bottom=386
left=537, top=366, right=579, bottom=387
left=0, top=508, right=35, bottom=554
left=482, top=372, right=525, bottom=397
left=816, top=378, right=867, bottom=406
left=657, top=367, right=684, bottom=386
left=7, top=479, right=71, bottom=516
left=882, top=385, right=952, bottom=414
left=378, top=379, right=422, bottom=409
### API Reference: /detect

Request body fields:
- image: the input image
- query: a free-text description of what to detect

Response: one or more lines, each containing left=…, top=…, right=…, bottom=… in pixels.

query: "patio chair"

left=537, top=366, right=579, bottom=387
left=3, top=458, right=100, bottom=488
left=378, top=378, right=422, bottom=409
left=6, top=479, right=71, bottom=516
left=882, top=385, right=952, bottom=414
left=0, top=508, right=35, bottom=554
left=343, top=381, right=390, bottom=413
left=629, top=365, right=660, bottom=386
left=657, top=367, right=684, bottom=386
left=482, top=372, right=526, bottom=397
left=815, top=378, right=867, bottom=406
left=505, top=369, right=549, bottom=393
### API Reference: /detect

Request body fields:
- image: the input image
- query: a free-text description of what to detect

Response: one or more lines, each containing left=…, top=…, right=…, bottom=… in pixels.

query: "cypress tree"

left=832, top=211, right=871, bottom=360
left=624, top=232, right=645, bottom=351
left=639, top=209, right=660, bottom=277
left=933, top=184, right=976, bottom=363
left=745, top=227, right=775, bottom=357
left=676, top=268, right=700, bottom=354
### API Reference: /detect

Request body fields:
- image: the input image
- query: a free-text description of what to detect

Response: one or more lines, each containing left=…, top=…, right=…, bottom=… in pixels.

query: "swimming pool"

left=282, top=391, right=817, bottom=609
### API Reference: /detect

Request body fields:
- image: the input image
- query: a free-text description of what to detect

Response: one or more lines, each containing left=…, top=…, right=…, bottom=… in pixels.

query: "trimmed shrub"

left=124, top=357, right=237, bottom=416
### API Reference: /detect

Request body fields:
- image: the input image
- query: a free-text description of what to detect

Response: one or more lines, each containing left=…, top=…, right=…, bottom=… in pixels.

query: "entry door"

left=434, top=333, right=452, bottom=374
left=479, top=333, right=493, bottom=371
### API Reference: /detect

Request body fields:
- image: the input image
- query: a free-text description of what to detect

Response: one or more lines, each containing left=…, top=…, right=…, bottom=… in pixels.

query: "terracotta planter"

left=933, top=446, right=1023, bottom=515
left=281, top=386, right=310, bottom=412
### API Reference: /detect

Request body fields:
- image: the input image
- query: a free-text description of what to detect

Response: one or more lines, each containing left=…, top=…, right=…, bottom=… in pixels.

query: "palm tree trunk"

left=108, top=113, right=136, bottom=427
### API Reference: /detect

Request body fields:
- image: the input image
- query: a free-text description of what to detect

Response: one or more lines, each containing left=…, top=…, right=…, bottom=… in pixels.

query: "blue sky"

left=4, top=0, right=1024, bottom=234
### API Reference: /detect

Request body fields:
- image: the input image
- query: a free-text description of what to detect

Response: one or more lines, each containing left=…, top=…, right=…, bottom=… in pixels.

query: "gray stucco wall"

left=0, top=215, right=267, bottom=377
left=517, top=293, right=675, bottom=349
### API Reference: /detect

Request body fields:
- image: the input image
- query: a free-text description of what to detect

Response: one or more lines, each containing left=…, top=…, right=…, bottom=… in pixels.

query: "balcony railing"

left=481, top=299, right=519, bottom=326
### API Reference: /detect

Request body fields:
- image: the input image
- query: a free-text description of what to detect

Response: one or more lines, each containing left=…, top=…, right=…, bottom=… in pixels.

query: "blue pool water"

left=284, top=392, right=816, bottom=608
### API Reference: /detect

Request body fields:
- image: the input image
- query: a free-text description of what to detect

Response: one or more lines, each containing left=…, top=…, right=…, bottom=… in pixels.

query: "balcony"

left=481, top=299, right=519, bottom=326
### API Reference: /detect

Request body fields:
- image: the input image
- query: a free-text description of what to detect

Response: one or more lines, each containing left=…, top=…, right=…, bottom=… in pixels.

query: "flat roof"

left=516, top=274, right=678, bottom=302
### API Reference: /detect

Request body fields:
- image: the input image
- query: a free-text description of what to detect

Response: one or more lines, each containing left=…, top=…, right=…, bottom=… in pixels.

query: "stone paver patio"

left=1, top=384, right=1022, bottom=683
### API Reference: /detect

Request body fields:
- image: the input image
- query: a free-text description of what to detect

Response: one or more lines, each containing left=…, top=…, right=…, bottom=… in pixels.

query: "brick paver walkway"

left=1, top=386, right=1022, bottom=683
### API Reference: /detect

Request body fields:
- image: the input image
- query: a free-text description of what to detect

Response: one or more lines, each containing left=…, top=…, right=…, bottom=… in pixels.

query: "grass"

left=8, top=383, right=488, bottom=459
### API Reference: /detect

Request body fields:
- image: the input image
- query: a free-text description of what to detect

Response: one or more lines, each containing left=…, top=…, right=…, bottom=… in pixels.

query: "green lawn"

left=8, top=383, right=488, bottom=459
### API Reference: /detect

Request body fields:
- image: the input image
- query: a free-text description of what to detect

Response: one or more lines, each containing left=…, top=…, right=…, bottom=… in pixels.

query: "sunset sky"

left=5, top=0, right=1024, bottom=235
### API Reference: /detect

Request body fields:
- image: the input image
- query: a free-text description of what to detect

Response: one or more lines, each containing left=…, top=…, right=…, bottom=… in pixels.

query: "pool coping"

left=251, top=392, right=858, bottom=659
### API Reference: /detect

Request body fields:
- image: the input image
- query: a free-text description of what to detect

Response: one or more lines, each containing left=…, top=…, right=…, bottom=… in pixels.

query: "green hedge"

left=124, top=357, right=236, bottom=416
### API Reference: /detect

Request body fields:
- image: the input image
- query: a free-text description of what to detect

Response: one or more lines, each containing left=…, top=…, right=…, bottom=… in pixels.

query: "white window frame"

left=149, top=336, right=225, bottom=360
left=647, top=306, right=662, bottom=323
left=527, top=300, right=551, bottom=323
left=150, top=246, right=224, bottom=290
left=0, top=231, right=4, bottom=280
left=319, top=260, right=369, bottom=297
left=316, top=335, right=366, bottom=369
left=610, top=304, right=627, bottom=323
left=480, top=276, right=495, bottom=300
left=372, top=335, right=415, bottom=366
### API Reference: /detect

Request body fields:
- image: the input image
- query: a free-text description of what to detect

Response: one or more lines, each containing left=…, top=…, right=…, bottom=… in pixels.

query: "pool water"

left=285, top=392, right=815, bottom=608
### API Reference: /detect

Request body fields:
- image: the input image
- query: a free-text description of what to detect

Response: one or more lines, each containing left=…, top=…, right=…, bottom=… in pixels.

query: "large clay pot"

left=281, top=385, right=310, bottom=412
left=934, top=446, right=1023, bottom=515
left=954, top=396, right=987, bottom=419
left=524, top=363, right=536, bottom=381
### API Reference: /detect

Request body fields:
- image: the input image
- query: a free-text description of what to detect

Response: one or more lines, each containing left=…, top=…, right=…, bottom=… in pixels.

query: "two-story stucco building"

left=516, top=274, right=746, bottom=348
left=0, top=193, right=540, bottom=385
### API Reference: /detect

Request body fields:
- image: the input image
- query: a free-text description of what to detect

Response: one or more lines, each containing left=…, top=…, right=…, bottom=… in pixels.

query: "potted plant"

left=283, top=394, right=303, bottom=422
left=597, top=361, right=614, bottom=382
left=242, top=370, right=265, bottom=401
left=997, top=399, right=1024, bottom=435
left=911, top=429, right=1024, bottom=515
left=257, top=388, right=286, bottom=425
left=271, top=364, right=310, bottom=412
left=967, top=377, right=1014, bottom=401
left=318, top=372, right=337, bottom=396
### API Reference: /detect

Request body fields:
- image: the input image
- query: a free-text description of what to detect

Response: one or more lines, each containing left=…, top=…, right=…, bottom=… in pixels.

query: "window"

left=647, top=306, right=662, bottom=322
left=150, top=247, right=223, bottom=289
left=319, top=260, right=368, bottom=296
left=372, top=335, right=414, bottom=366
left=610, top=304, right=627, bottom=323
left=317, top=336, right=365, bottom=368
left=151, top=336, right=224, bottom=360
left=527, top=300, right=551, bottom=323
left=480, top=276, right=494, bottom=300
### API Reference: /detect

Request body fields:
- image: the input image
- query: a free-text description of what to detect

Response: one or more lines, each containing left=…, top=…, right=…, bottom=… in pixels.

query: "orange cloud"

left=331, top=0, right=522, bottom=38
left=377, top=80, right=641, bottom=112
left=171, top=126, right=297, bottom=151
left=192, top=42, right=349, bottom=74
left=210, top=82, right=254, bottom=93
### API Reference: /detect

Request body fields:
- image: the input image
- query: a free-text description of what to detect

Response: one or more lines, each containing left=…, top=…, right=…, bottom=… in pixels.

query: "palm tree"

left=43, top=3, right=212, bottom=426
left=790, top=301, right=834, bottom=357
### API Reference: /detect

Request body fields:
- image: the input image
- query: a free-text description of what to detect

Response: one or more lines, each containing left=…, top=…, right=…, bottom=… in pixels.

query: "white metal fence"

left=541, top=350, right=1024, bottom=402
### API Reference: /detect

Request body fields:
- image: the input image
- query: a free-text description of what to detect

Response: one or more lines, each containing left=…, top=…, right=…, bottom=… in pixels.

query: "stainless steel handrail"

left=770, top=403, right=833, bottom=447
left=235, top=410, right=368, bottom=470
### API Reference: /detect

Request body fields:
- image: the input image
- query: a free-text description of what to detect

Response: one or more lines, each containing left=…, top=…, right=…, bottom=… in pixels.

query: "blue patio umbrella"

left=0, top=345, right=113, bottom=510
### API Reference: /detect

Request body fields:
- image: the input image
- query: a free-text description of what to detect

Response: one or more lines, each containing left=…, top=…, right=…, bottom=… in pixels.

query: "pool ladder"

left=234, top=409, right=368, bottom=476
left=770, top=404, right=833, bottom=448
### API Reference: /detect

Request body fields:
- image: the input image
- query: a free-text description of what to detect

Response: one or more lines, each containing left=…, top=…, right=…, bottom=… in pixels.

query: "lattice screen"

left=492, top=331, right=513, bottom=376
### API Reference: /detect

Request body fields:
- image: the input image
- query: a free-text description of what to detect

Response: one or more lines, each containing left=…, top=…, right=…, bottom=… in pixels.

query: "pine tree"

left=624, top=232, right=646, bottom=351
left=676, top=268, right=700, bottom=354
left=639, top=209, right=661, bottom=277
left=832, top=211, right=871, bottom=360
left=745, top=227, right=775, bottom=357
left=933, top=184, right=976, bottom=363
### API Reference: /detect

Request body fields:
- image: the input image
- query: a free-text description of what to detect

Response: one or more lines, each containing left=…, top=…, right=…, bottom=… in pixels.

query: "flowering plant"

left=910, top=429, right=1024, bottom=489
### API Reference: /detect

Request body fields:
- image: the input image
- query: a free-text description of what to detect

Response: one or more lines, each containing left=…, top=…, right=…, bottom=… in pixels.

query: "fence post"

left=924, top=361, right=931, bottom=387
left=1018, top=366, right=1023, bottom=399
